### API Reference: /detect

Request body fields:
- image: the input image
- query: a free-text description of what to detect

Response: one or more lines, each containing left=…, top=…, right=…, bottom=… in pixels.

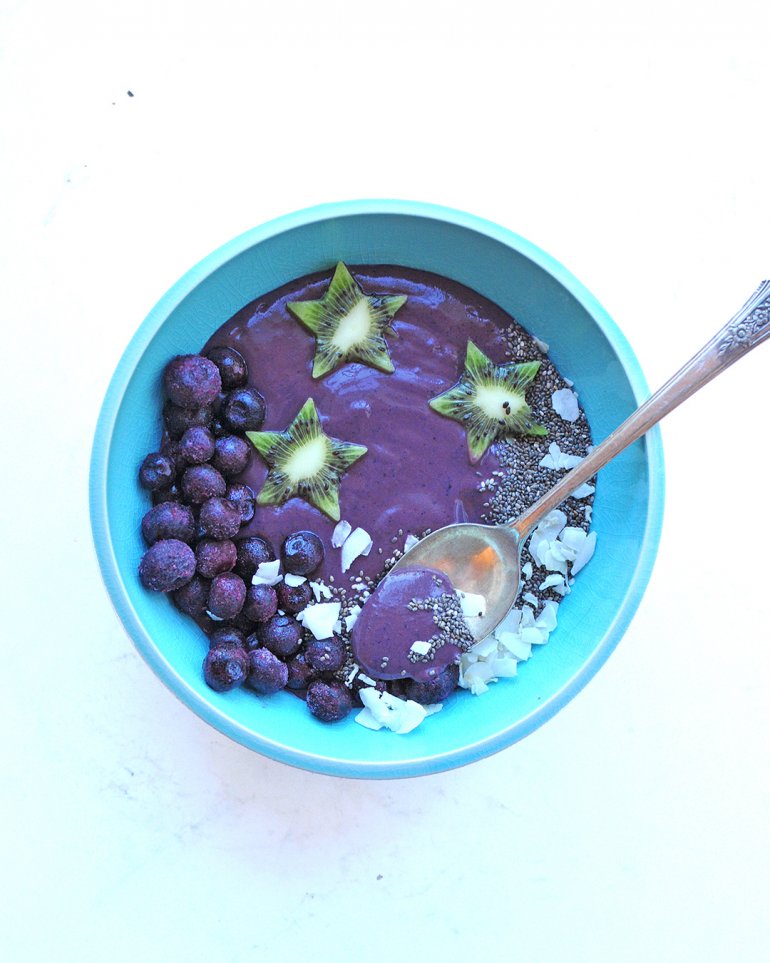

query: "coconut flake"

left=331, top=519, right=352, bottom=548
left=539, top=573, right=567, bottom=592
left=344, top=603, right=362, bottom=631
left=358, top=688, right=428, bottom=734
left=457, top=590, right=487, bottom=619
left=571, top=482, right=595, bottom=499
left=206, top=610, right=224, bottom=622
left=522, top=591, right=539, bottom=607
left=298, top=601, right=341, bottom=640
left=283, top=573, right=307, bottom=587
left=521, top=561, right=533, bottom=580
left=571, top=531, right=597, bottom=576
left=403, top=533, right=420, bottom=552
left=552, top=388, right=580, bottom=422
left=354, top=707, right=384, bottom=731
left=491, top=657, right=518, bottom=678
left=539, top=442, right=583, bottom=471
left=251, top=559, right=282, bottom=586
left=309, top=580, right=332, bottom=602
left=410, top=640, right=432, bottom=656
left=532, top=334, right=550, bottom=353
left=341, top=527, right=373, bottom=573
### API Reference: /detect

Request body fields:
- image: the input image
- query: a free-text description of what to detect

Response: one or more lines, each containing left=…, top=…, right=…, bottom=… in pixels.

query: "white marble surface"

left=3, top=1, right=770, bottom=959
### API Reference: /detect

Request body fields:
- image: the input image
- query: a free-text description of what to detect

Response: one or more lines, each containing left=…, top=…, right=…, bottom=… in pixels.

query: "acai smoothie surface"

left=136, top=263, right=598, bottom=733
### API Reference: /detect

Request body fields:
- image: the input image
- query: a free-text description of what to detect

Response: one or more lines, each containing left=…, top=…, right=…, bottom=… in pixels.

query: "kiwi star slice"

left=245, top=398, right=367, bottom=521
left=429, top=340, right=547, bottom=463
left=287, top=261, right=407, bottom=379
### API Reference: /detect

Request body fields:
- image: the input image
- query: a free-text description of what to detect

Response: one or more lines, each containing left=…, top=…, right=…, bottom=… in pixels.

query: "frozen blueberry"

left=304, top=635, right=346, bottom=674
left=234, top=536, right=275, bottom=581
left=181, top=464, right=227, bottom=505
left=207, top=572, right=246, bottom=621
left=205, top=345, right=248, bottom=390
left=242, top=582, right=278, bottom=623
left=152, top=482, right=183, bottom=505
left=177, top=425, right=216, bottom=465
left=281, top=531, right=324, bottom=576
left=306, top=680, right=352, bottom=723
left=139, top=452, right=176, bottom=491
left=211, top=435, right=251, bottom=477
left=258, top=614, right=302, bottom=658
left=404, top=663, right=460, bottom=705
left=195, top=538, right=237, bottom=578
left=221, top=387, right=266, bottom=432
left=203, top=644, right=249, bottom=692
left=198, top=496, right=242, bottom=540
left=141, top=502, right=195, bottom=545
left=172, top=575, right=210, bottom=617
left=247, top=647, right=288, bottom=695
left=226, top=483, right=255, bottom=523
left=164, top=354, right=222, bottom=408
left=286, top=651, right=316, bottom=691
left=139, top=539, right=196, bottom=592
left=208, top=625, right=247, bottom=650
left=275, top=579, right=313, bottom=615
left=230, top=611, right=257, bottom=634
left=163, top=400, right=214, bottom=440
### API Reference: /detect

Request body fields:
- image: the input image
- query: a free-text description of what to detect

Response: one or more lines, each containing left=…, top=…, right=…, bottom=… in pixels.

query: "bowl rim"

left=89, top=198, right=665, bottom=779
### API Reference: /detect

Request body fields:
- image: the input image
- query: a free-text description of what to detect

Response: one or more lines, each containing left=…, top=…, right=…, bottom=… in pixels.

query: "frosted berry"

left=247, top=648, right=288, bottom=695
left=234, top=536, right=275, bottom=581
left=226, top=483, right=255, bottom=523
left=172, top=575, right=210, bottom=617
left=139, top=539, right=196, bottom=592
left=205, top=345, right=248, bottom=390
left=242, top=582, right=278, bottom=623
left=275, top=579, right=313, bottom=614
left=139, top=452, right=176, bottom=491
left=304, top=635, right=346, bottom=673
left=306, top=680, right=352, bottom=723
left=208, top=625, right=247, bottom=650
left=195, top=538, right=237, bottom=578
left=164, top=354, right=222, bottom=407
left=286, top=651, right=316, bottom=690
left=181, top=464, right=226, bottom=505
left=198, top=496, right=242, bottom=540
left=141, top=502, right=195, bottom=545
left=207, top=572, right=246, bottom=620
left=281, top=531, right=324, bottom=576
left=163, top=401, right=214, bottom=440
left=221, top=387, right=266, bottom=432
left=203, top=644, right=249, bottom=692
left=404, top=663, right=460, bottom=705
left=258, top=614, right=302, bottom=657
left=177, top=425, right=216, bottom=465
left=211, top=435, right=251, bottom=477
left=152, top=482, right=183, bottom=505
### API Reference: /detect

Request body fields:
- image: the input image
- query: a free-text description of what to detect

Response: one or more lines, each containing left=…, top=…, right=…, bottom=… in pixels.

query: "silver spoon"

left=391, top=281, right=770, bottom=641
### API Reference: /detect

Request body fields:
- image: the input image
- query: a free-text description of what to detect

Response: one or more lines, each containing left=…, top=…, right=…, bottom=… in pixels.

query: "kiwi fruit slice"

left=287, top=262, right=407, bottom=379
left=429, top=340, right=547, bottom=463
left=245, top=398, right=367, bottom=521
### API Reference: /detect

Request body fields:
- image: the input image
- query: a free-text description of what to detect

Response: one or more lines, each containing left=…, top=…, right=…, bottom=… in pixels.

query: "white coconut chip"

left=403, top=533, right=420, bottom=552
left=344, top=603, right=362, bottom=631
left=539, top=573, right=567, bottom=592
left=571, top=531, right=597, bottom=576
left=522, top=591, right=539, bottom=607
left=552, top=387, right=580, bottom=422
left=309, top=580, right=332, bottom=602
left=251, top=559, right=282, bottom=586
left=331, top=519, right=352, bottom=548
left=297, top=601, right=341, bottom=640
left=539, top=442, right=584, bottom=471
left=410, top=640, right=432, bottom=656
left=457, top=590, right=487, bottom=619
left=206, top=610, right=224, bottom=622
left=341, top=527, right=373, bottom=573
left=283, top=573, right=307, bottom=587
left=521, top=561, right=533, bottom=580
left=571, top=482, right=595, bottom=499
left=357, top=688, right=428, bottom=734
left=532, top=334, right=550, bottom=353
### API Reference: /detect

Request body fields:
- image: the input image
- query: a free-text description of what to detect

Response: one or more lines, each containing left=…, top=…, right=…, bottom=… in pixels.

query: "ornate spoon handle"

left=512, top=280, right=770, bottom=539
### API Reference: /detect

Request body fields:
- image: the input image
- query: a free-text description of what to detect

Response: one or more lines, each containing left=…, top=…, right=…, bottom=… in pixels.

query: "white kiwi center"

left=284, top=435, right=329, bottom=483
left=330, top=298, right=373, bottom=352
left=474, top=384, right=525, bottom=420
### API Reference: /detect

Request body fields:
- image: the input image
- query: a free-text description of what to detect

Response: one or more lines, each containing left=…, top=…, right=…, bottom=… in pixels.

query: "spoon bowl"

left=393, top=280, right=770, bottom=639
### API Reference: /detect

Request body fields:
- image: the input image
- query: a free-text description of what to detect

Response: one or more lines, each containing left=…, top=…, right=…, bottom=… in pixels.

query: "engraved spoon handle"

left=511, top=280, right=770, bottom=539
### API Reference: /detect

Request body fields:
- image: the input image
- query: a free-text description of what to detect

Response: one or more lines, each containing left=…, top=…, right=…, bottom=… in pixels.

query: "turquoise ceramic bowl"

left=90, top=200, right=664, bottom=778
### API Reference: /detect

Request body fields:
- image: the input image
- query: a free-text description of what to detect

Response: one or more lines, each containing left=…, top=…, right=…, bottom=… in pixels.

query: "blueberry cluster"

left=137, top=348, right=352, bottom=724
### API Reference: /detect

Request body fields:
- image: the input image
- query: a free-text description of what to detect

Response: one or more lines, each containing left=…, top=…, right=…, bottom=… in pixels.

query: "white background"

left=3, top=1, right=770, bottom=960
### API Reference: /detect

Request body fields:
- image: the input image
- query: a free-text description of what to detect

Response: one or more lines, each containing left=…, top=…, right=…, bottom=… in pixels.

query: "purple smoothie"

left=202, top=265, right=515, bottom=584
left=350, top=567, right=462, bottom=683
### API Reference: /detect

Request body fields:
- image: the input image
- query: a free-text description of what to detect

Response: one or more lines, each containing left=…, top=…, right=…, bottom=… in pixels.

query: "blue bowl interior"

left=91, top=203, right=662, bottom=778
